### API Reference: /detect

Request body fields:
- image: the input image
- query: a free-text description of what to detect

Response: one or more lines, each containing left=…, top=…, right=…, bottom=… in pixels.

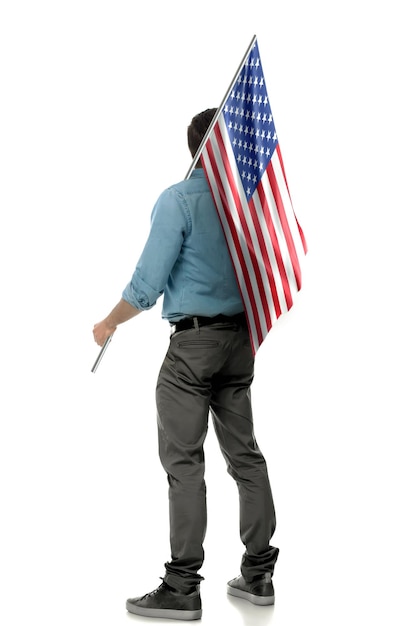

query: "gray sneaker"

left=227, top=573, right=274, bottom=606
left=126, top=581, right=202, bottom=620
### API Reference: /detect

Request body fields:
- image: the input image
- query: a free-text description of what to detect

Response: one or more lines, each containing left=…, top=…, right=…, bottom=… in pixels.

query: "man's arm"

left=93, top=188, right=187, bottom=348
left=93, top=298, right=141, bottom=347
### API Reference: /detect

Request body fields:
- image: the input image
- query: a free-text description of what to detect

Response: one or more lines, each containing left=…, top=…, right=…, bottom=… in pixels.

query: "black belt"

left=171, top=312, right=247, bottom=333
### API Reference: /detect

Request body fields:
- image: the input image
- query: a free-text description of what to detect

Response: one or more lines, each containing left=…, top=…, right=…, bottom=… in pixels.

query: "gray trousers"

left=156, top=319, right=279, bottom=592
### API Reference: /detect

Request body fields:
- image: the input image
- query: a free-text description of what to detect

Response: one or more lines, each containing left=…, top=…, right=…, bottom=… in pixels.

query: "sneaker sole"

left=227, top=584, right=275, bottom=606
left=126, top=600, right=202, bottom=620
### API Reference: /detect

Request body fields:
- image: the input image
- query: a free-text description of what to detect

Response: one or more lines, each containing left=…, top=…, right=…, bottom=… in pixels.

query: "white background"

left=1, top=1, right=416, bottom=625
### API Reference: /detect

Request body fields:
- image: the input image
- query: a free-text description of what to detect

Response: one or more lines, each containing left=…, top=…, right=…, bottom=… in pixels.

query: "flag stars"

left=223, top=46, right=278, bottom=199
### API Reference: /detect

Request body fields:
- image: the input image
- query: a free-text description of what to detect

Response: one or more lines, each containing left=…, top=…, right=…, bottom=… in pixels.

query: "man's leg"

left=155, top=332, right=218, bottom=593
left=210, top=326, right=279, bottom=581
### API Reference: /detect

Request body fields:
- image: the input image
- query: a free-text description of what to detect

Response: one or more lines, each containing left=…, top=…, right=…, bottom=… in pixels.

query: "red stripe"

left=267, top=156, right=302, bottom=291
left=247, top=194, right=282, bottom=318
left=256, top=179, right=293, bottom=310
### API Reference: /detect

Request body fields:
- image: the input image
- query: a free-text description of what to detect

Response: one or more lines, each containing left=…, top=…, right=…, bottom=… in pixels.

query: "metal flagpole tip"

left=91, top=334, right=113, bottom=373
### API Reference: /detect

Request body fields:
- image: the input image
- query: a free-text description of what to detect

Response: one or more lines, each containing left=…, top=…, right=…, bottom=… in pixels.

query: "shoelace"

left=142, top=582, right=166, bottom=600
left=141, top=579, right=197, bottom=599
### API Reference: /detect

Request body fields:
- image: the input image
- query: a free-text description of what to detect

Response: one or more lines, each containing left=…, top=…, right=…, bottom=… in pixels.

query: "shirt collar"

left=190, top=168, right=206, bottom=179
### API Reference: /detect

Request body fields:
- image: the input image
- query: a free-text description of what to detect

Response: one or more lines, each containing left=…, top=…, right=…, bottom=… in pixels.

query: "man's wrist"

left=104, top=316, right=118, bottom=332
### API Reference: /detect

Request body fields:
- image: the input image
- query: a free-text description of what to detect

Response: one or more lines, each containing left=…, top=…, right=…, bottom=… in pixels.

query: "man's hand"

left=93, top=298, right=141, bottom=346
left=93, top=320, right=117, bottom=347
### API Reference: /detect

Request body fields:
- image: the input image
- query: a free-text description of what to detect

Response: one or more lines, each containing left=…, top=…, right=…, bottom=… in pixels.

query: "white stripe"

left=257, top=171, right=298, bottom=303
left=270, top=150, right=306, bottom=274
left=250, top=189, right=290, bottom=315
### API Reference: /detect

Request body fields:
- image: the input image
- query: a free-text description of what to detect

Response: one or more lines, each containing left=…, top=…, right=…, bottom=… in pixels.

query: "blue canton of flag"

left=223, top=46, right=278, bottom=200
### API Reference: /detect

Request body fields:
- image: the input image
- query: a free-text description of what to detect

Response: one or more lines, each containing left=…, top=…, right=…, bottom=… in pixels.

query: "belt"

left=171, top=312, right=247, bottom=333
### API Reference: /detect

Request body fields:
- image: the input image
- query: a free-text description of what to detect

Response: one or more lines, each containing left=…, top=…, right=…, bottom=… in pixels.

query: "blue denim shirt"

left=122, top=169, right=244, bottom=322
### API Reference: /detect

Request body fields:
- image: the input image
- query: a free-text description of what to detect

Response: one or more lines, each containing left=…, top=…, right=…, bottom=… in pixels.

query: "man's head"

left=187, top=108, right=217, bottom=166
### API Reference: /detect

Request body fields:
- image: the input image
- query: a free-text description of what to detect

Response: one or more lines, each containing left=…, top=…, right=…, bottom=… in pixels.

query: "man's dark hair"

left=187, top=108, right=217, bottom=162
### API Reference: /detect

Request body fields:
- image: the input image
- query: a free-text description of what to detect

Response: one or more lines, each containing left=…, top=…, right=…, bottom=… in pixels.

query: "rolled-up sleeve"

left=122, top=188, right=190, bottom=311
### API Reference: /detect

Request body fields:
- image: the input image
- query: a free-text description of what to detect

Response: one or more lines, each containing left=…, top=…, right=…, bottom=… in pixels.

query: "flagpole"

left=184, top=34, right=257, bottom=180
left=91, top=334, right=113, bottom=373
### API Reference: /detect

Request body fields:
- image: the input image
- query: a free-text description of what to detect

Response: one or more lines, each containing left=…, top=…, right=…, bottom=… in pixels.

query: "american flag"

left=200, top=39, right=307, bottom=354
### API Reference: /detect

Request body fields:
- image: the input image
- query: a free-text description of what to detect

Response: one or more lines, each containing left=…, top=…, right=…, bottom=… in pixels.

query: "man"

left=93, top=109, right=279, bottom=621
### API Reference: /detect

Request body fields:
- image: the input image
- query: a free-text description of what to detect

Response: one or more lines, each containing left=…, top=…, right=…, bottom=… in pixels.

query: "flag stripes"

left=200, top=39, right=306, bottom=353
